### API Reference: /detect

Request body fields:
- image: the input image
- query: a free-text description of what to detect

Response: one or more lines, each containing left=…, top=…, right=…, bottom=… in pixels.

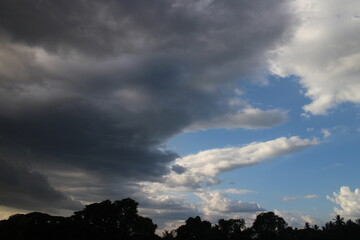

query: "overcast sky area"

left=1, top=0, right=360, bottom=231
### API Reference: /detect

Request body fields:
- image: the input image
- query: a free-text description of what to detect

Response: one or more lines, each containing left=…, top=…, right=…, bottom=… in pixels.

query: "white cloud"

left=327, top=186, right=360, bottom=219
left=283, top=194, right=319, bottom=201
left=274, top=210, right=321, bottom=228
left=283, top=196, right=297, bottom=201
left=134, top=187, right=262, bottom=231
left=321, top=129, right=332, bottom=138
left=269, top=0, right=360, bottom=115
left=304, top=194, right=319, bottom=199
left=223, top=188, right=254, bottom=195
left=186, top=108, right=288, bottom=131
left=166, top=136, right=318, bottom=188
left=196, top=190, right=264, bottom=222
left=136, top=136, right=318, bottom=229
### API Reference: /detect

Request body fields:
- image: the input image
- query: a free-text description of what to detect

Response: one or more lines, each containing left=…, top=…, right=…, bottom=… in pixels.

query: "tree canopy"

left=1, top=198, right=360, bottom=240
left=0, top=198, right=158, bottom=240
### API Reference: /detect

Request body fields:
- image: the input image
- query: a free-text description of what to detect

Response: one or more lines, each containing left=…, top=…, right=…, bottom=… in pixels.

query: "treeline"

left=1, top=198, right=360, bottom=240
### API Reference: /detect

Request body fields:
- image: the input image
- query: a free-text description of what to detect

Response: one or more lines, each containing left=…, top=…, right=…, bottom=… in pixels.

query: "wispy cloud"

left=165, top=136, right=318, bottom=188
left=321, top=129, right=332, bottom=139
left=283, top=194, right=319, bottom=201
left=283, top=197, right=297, bottom=201
left=223, top=189, right=255, bottom=195
left=186, top=108, right=288, bottom=131
left=304, top=194, right=319, bottom=199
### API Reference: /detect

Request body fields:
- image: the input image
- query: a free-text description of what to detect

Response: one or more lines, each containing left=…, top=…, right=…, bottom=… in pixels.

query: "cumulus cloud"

left=135, top=188, right=263, bottom=230
left=327, top=186, right=360, bottom=219
left=274, top=210, right=321, bottom=228
left=269, top=0, right=360, bottom=115
left=136, top=190, right=259, bottom=231
left=196, top=190, right=264, bottom=221
left=136, top=136, right=318, bottom=228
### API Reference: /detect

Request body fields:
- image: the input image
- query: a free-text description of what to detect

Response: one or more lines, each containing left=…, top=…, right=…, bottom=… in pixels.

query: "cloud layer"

left=0, top=0, right=294, bottom=213
left=0, top=0, right=344, bottom=231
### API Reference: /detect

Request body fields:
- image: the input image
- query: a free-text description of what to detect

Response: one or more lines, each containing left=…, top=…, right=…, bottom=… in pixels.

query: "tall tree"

left=71, top=198, right=157, bottom=240
left=216, top=218, right=245, bottom=240
left=252, top=212, right=287, bottom=240
left=176, top=216, right=214, bottom=240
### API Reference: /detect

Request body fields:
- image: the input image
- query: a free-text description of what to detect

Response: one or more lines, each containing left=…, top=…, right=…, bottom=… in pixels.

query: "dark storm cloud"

left=171, top=164, right=187, bottom=174
left=0, top=159, right=82, bottom=212
left=0, top=0, right=293, bottom=210
left=0, top=0, right=292, bottom=58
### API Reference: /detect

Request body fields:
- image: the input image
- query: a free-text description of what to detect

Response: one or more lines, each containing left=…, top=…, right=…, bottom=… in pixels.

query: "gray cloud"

left=186, top=108, right=288, bottom=131
left=0, top=159, right=82, bottom=213
left=171, top=164, right=187, bottom=174
left=0, top=0, right=294, bottom=214
left=0, top=0, right=292, bottom=58
left=139, top=198, right=200, bottom=222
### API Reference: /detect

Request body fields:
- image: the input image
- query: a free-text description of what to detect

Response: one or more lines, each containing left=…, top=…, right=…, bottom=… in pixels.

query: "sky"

left=0, top=0, right=360, bottom=232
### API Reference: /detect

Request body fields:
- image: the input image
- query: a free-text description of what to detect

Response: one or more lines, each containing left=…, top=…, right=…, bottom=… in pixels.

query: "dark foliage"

left=0, top=198, right=158, bottom=240
left=215, top=218, right=246, bottom=240
left=170, top=213, right=360, bottom=240
left=251, top=211, right=287, bottom=240
left=1, top=199, right=360, bottom=240
left=175, top=216, right=216, bottom=240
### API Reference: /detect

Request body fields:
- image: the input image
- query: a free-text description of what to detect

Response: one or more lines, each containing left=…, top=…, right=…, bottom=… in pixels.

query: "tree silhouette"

left=334, top=215, right=345, bottom=228
left=252, top=212, right=287, bottom=240
left=2, top=199, right=360, bottom=240
left=215, top=218, right=245, bottom=240
left=0, top=198, right=157, bottom=240
left=175, top=216, right=214, bottom=240
left=71, top=198, right=157, bottom=240
left=0, top=212, right=70, bottom=240
left=162, top=230, right=176, bottom=240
